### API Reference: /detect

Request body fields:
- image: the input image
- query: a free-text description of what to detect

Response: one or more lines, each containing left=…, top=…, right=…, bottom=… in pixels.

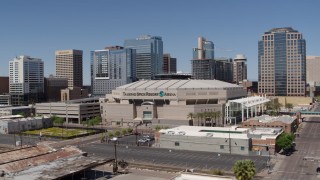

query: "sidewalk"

left=257, top=154, right=284, bottom=177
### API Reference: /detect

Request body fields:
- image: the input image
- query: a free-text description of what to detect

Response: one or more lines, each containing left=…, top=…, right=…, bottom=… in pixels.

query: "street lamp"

left=111, top=137, right=118, bottom=173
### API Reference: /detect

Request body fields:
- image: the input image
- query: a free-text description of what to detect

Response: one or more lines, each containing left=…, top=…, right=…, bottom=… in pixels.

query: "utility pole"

left=229, top=129, right=231, bottom=154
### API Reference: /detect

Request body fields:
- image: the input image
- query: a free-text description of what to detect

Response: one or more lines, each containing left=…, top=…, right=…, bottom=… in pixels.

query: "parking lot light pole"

left=111, top=137, right=118, bottom=173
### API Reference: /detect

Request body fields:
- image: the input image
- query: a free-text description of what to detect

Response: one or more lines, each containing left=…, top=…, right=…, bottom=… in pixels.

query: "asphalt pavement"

left=80, top=142, right=268, bottom=174
left=264, top=106, right=320, bottom=180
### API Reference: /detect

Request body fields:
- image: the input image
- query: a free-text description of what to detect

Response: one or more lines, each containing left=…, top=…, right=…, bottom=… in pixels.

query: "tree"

left=266, top=100, right=283, bottom=116
left=114, top=130, right=121, bottom=137
left=121, top=128, right=127, bottom=136
left=212, top=111, right=221, bottom=127
left=187, top=112, right=195, bottom=126
left=18, top=112, right=27, bottom=118
left=233, top=159, right=256, bottom=180
left=285, top=103, right=293, bottom=111
left=197, top=113, right=205, bottom=126
left=108, top=132, right=114, bottom=138
left=127, top=128, right=133, bottom=134
left=276, top=133, right=295, bottom=151
left=194, top=113, right=200, bottom=126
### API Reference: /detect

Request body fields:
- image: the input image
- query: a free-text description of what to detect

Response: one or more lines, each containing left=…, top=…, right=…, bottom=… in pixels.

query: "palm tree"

left=198, top=113, right=205, bottom=126
left=210, top=112, right=216, bottom=127
left=195, top=113, right=200, bottom=126
left=187, top=112, right=195, bottom=126
left=215, top=112, right=221, bottom=127
left=203, top=112, right=210, bottom=126
left=233, top=159, right=256, bottom=180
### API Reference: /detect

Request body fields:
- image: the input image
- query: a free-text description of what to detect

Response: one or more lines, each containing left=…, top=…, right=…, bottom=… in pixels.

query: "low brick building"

left=242, top=115, right=299, bottom=133
left=248, top=128, right=283, bottom=155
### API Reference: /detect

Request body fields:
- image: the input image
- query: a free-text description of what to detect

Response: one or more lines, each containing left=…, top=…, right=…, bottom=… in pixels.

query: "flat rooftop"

left=248, top=128, right=283, bottom=140
left=249, top=115, right=296, bottom=124
left=159, top=126, right=249, bottom=139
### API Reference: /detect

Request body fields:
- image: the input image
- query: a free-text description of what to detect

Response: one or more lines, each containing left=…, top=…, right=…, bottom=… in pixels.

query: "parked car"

left=285, top=151, right=292, bottom=156
left=143, top=135, right=155, bottom=141
left=138, top=138, right=149, bottom=143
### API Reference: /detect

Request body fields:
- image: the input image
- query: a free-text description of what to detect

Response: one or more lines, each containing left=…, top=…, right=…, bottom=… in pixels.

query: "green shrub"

left=155, top=125, right=161, bottom=131
left=108, top=132, right=114, bottom=138
left=114, top=130, right=121, bottom=137
left=208, top=169, right=224, bottom=176
left=121, top=128, right=127, bottom=136
left=127, top=128, right=133, bottom=134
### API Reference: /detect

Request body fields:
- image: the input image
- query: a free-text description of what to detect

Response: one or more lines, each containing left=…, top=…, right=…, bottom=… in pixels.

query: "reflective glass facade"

left=9, top=56, right=44, bottom=105
left=91, top=47, right=136, bottom=96
left=258, top=27, right=306, bottom=96
left=124, top=35, right=163, bottom=80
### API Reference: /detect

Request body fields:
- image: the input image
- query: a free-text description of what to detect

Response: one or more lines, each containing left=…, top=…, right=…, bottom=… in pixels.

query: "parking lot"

left=81, top=142, right=268, bottom=173
left=112, top=134, right=155, bottom=146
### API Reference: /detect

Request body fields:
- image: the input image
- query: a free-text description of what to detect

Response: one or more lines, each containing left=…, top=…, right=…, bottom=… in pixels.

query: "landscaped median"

left=23, top=127, right=101, bottom=139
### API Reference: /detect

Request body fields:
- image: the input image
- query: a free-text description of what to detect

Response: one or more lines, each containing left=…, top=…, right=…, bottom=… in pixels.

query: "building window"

left=241, top=146, right=245, bottom=151
left=175, top=142, right=180, bottom=146
left=220, top=145, right=224, bottom=149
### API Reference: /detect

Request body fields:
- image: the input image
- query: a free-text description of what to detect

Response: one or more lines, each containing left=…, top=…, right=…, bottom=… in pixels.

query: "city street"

left=265, top=116, right=320, bottom=180
left=80, top=142, right=268, bottom=174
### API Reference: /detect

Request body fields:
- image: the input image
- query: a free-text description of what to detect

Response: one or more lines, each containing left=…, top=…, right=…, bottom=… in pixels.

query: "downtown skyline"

left=1, top=0, right=320, bottom=85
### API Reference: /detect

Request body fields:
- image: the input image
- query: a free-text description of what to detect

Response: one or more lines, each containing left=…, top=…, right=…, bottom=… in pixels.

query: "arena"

left=101, top=79, right=247, bottom=127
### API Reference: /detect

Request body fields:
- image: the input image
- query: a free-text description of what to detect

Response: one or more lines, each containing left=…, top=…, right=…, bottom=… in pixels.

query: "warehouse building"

left=101, top=79, right=247, bottom=127
left=158, top=126, right=251, bottom=155
left=242, top=115, right=299, bottom=133
left=0, top=115, right=52, bottom=134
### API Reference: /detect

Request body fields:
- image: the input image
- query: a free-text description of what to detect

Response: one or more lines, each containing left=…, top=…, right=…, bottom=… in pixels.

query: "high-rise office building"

left=192, top=37, right=215, bottom=79
left=306, top=56, right=320, bottom=83
left=258, top=27, right=306, bottom=96
left=91, top=46, right=136, bottom=96
left=0, top=77, right=9, bottom=95
left=9, top=55, right=44, bottom=106
left=215, top=57, right=233, bottom=83
left=163, top=53, right=177, bottom=74
left=233, top=54, right=247, bottom=84
left=44, top=75, right=68, bottom=102
left=55, top=50, right=83, bottom=88
left=124, top=35, right=163, bottom=80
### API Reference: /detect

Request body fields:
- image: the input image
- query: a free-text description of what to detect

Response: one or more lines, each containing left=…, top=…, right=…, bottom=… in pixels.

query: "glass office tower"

left=258, top=27, right=306, bottom=96
left=124, top=35, right=163, bottom=80
left=9, top=55, right=44, bottom=105
left=91, top=46, right=136, bottom=96
left=192, top=37, right=215, bottom=80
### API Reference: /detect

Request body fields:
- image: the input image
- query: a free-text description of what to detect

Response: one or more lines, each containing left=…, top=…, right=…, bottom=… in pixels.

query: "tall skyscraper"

left=258, top=27, right=306, bottom=96
left=192, top=37, right=215, bottom=79
left=55, top=50, right=83, bottom=88
left=91, top=46, right=136, bottom=96
left=233, top=54, right=247, bottom=84
left=306, top=56, right=320, bottom=83
left=124, top=35, right=163, bottom=80
left=214, top=57, right=233, bottom=83
left=163, top=53, right=177, bottom=74
left=9, top=55, right=44, bottom=106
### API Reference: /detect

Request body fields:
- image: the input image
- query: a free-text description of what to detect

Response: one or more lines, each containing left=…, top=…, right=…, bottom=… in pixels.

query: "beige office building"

left=258, top=27, right=306, bottom=96
left=306, top=56, right=320, bottom=83
left=233, top=54, right=247, bottom=84
left=35, top=97, right=100, bottom=124
left=101, top=79, right=247, bottom=127
left=56, top=50, right=83, bottom=88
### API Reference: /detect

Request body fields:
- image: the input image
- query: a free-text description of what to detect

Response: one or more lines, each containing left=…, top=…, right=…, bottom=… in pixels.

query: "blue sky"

left=1, top=0, right=320, bottom=85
